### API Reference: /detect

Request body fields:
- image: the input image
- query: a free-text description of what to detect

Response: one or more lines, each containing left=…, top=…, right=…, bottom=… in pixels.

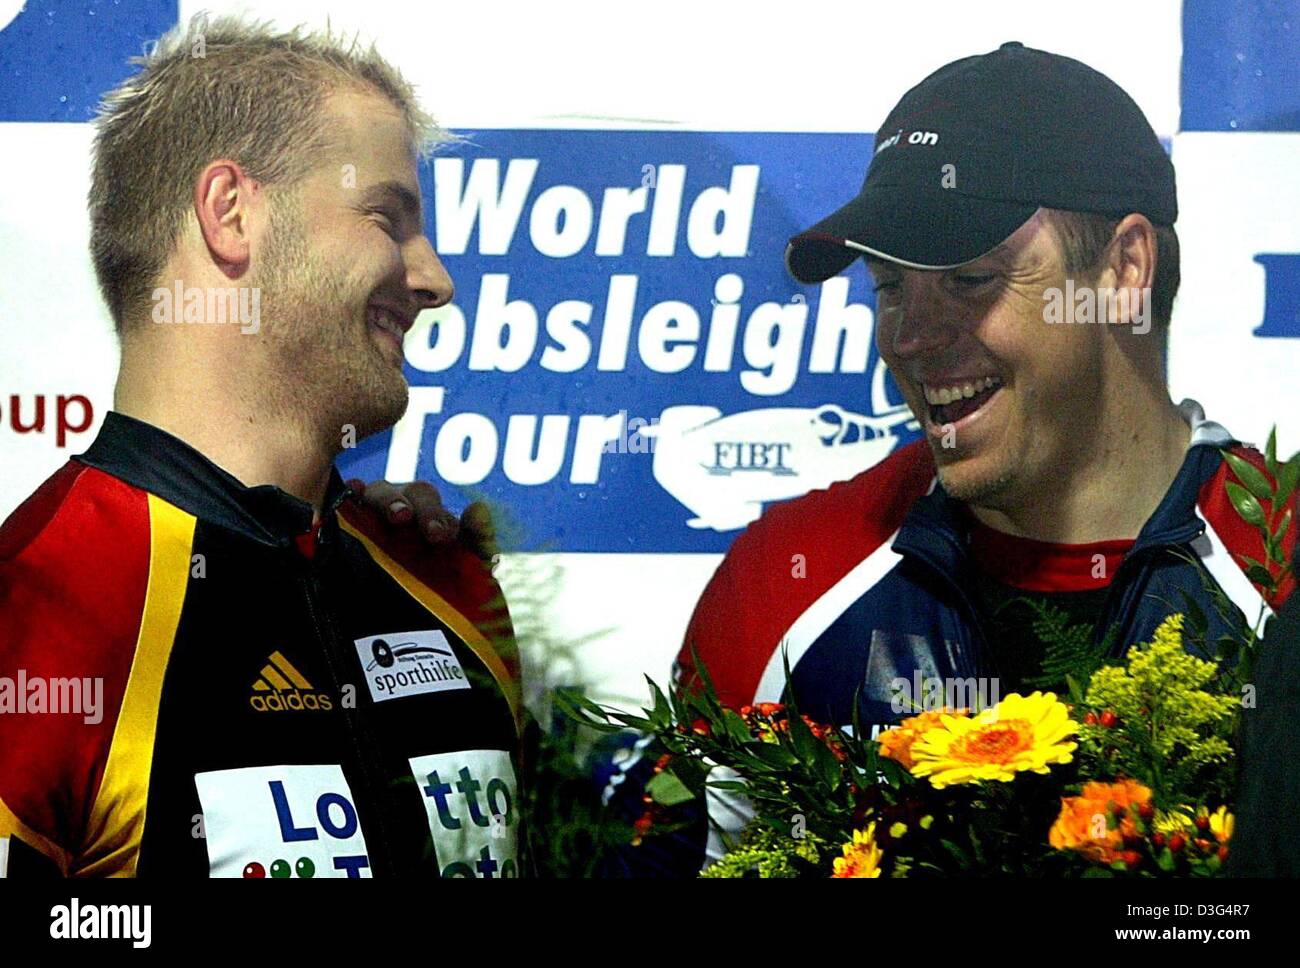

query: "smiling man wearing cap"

left=640, top=42, right=1296, bottom=871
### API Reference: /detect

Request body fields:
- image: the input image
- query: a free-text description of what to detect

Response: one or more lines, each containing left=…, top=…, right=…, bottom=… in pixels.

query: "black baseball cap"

left=786, top=42, right=1177, bottom=282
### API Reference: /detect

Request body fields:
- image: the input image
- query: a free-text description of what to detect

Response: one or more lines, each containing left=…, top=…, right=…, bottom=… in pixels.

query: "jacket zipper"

left=297, top=554, right=400, bottom=876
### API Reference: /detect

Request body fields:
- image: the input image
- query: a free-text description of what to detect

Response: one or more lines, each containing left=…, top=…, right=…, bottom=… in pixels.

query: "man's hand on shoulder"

left=346, top=479, right=499, bottom=562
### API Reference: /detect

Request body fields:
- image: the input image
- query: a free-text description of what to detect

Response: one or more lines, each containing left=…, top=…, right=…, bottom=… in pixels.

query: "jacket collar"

left=893, top=398, right=1236, bottom=570
left=77, top=411, right=351, bottom=549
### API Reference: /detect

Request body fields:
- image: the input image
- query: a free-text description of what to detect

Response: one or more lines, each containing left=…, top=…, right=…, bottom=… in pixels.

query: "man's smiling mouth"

left=366, top=303, right=411, bottom=356
left=922, top=375, right=1003, bottom=425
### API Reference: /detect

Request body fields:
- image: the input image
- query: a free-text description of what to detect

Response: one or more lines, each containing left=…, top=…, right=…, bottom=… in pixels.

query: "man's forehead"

left=321, top=89, right=417, bottom=159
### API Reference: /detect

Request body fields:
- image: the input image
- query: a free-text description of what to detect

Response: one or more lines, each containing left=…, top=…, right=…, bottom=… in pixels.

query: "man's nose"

left=405, top=233, right=454, bottom=310
left=888, top=275, right=962, bottom=360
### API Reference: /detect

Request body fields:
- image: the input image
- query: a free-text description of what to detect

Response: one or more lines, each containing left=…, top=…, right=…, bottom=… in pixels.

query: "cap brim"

left=785, top=188, right=1039, bottom=283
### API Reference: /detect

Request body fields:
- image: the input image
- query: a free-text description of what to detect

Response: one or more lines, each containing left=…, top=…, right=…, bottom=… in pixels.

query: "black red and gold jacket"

left=0, top=411, right=522, bottom=878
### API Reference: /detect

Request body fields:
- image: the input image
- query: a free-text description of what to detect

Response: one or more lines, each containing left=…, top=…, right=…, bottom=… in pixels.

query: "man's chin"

left=933, top=454, right=1016, bottom=506
left=340, top=376, right=409, bottom=444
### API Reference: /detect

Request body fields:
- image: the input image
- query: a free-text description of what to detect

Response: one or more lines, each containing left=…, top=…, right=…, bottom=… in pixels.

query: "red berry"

left=1099, top=710, right=1118, bottom=728
left=1083, top=712, right=1098, bottom=725
left=1138, top=802, right=1155, bottom=821
left=1217, top=846, right=1230, bottom=862
left=1168, top=833, right=1186, bottom=853
left=1195, top=814, right=1210, bottom=832
left=1152, top=832, right=1166, bottom=848
left=1121, top=850, right=1141, bottom=868
left=1195, top=838, right=1212, bottom=853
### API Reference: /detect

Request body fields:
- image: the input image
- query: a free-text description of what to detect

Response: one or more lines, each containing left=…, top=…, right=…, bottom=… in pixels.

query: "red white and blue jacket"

left=600, top=400, right=1295, bottom=874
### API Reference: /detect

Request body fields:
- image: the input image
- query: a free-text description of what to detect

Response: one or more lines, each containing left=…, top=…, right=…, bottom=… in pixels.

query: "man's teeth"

left=367, top=306, right=404, bottom=340
left=923, top=376, right=1001, bottom=406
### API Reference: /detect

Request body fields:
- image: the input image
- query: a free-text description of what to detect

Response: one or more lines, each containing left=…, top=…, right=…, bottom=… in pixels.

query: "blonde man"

left=0, top=15, right=521, bottom=878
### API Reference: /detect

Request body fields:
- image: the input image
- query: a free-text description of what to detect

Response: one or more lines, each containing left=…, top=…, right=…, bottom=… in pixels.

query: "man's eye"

left=370, top=210, right=400, bottom=236
left=953, top=273, right=995, bottom=287
left=872, top=280, right=901, bottom=294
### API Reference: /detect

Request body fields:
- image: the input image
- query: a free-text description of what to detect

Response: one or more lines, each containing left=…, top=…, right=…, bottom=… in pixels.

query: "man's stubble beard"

left=936, top=461, right=1016, bottom=507
left=252, top=201, right=410, bottom=450
left=929, top=431, right=1020, bottom=509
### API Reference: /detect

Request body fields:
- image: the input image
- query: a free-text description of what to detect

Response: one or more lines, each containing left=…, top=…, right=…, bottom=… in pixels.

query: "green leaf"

left=1065, top=673, right=1085, bottom=706
left=1243, top=563, right=1277, bottom=590
left=550, top=688, right=642, bottom=733
left=812, top=741, right=843, bottom=792
left=939, top=839, right=972, bottom=867
left=1156, top=847, right=1176, bottom=872
left=1277, top=454, right=1300, bottom=507
left=1217, top=634, right=1242, bottom=662
left=645, top=677, right=684, bottom=735
left=1265, top=427, right=1279, bottom=476
left=1021, top=599, right=1111, bottom=693
left=747, top=743, right=799, bottom=769
left=1226, top=482, right=1267, bottom=528
left=786, top=708, right=819, bottom=763
left=1271, top=509, right=1293, bottom=563
left=1223, top=451, right=1275, bottom=505
left=1180, top=590, right=1209, bottom=639
left=646, top=769, right=696, bottom=807
left=720, top=708, right=752, bottom=745
left=705, top=780, right=750, bottom=793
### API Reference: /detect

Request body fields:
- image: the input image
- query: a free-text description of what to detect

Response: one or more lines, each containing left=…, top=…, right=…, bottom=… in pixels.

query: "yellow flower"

left=1210, top=806, right=1234, bottom=842
left=908, top=692, right=1078, bottom=789
left=832, top=824, right=883, bottom=878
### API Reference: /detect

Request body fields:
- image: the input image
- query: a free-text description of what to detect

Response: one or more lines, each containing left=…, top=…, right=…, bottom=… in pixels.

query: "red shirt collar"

left=967, top=519, right=1134, bottom=592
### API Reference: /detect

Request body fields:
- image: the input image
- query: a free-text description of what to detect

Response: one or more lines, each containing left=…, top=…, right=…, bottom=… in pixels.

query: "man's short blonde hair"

left=90, top=13, right=449, bottom=333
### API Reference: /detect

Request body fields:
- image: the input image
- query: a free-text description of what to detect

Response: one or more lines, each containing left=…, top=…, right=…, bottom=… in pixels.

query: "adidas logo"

left=249, top=651, right=334, bottom=713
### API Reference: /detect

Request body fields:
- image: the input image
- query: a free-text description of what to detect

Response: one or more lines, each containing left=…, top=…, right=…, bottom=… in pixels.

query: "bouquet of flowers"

left=559, top=432, right=1297, bottom=877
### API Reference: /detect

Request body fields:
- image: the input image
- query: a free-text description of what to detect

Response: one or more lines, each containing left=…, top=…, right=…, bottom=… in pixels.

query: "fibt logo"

left=642, top=361, right=917, bottom=530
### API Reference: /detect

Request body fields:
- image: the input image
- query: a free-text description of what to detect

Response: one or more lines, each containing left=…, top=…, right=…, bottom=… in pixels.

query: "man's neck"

left=968, top=395, right=1193, bottom=545
left=114, top=343, right=336, bottom=511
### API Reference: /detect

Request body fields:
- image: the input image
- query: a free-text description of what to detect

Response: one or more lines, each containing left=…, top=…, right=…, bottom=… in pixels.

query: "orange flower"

left=877, top=709, right=966, bottom=770
left=1049, top=779, right=1153, bottom=862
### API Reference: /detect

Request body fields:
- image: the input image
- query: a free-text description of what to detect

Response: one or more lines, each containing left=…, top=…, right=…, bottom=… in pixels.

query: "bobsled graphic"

left=640, top=361, right=920, bottom=531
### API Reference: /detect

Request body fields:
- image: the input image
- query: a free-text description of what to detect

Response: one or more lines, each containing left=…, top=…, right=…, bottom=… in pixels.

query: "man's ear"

left=1103, top=214, right=1157, bottom=329
left=193, top=159, right=258, bottom=279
